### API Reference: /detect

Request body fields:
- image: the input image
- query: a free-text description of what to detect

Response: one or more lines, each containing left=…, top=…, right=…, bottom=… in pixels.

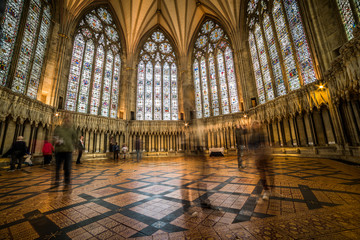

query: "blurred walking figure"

left=42, top=139, right=54, bottom=165
left=76, top=136, right=85, bottom=164
left=53, top=114, right=77, bottom=186
left=135, top=136, right=142, bottom=162
left=235, top=124, right=247, bottom=169
left=121, top=144, right=128, bottom=159
left=113, top=142, right=120, bottom=160
left=8, top=136, right=27, bottom=171
left=248, top=121, right=273, bottom=200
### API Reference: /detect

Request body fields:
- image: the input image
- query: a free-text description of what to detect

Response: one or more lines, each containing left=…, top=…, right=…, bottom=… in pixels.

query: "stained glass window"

left=2, top=0, right=51, bottom=97
left=336, top=0, right=356, bottom=40
left=263, top=14, right=286, bottom=96
left=65, top=7, right=122, bottom=118
left=136, top=30, right=178, bottom=120
left=272, top=0, right=300, bottom=90
left=193, top=19, right=240, bottom=118
left=0, top=0, right=25, bottom=87
left=283, top=0, right=316, bottom=85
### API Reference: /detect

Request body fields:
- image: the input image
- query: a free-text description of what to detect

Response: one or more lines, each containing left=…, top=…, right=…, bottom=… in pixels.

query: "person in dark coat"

left=76, top=136, right=85, bottom=164
left=235, top=124, right=247, bottom=169
left=8, top=136, right=27, bottom=171
left=135, top=136, right=142, bottom=162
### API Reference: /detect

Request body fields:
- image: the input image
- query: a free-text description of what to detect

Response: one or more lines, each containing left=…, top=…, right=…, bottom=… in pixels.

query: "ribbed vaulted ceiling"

left=64, top=0, right=243, bottom=56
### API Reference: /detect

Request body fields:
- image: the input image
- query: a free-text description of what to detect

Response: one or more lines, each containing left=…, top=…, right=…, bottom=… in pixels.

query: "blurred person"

left=8, top=136, right=27, bottom=171
left=135, top=136, right=142, bottom=162
left=76, top=136, right=85, bottom=164
left=235, top=124, right=247, bottom=169
left=248, top=121, right=273, bottom=200
left=121, top=143, right=128, bottom=159
left=113, top=142, right=120, bottom=160
left=53, top=114, right=77, bottom=186
left=42, top=138, right=54, bottom=165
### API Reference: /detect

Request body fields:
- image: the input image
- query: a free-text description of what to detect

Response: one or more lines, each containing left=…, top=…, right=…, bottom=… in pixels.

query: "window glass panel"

left=208, top=54, right=219, bottom=116
left=65, top=34, right=85, bottom=111
left=284, top=0, right=316, bottom=85
left=77, top=39, right=94, bottom=113
left=90, top=45, right=105, bottom=115
left=249, top=32, right=266, bottom=104
left=336, top=0, right=356, bottom=40
left=145, top=62, right=153, bottom=120
left=273, top=0, right=300, bottom=90
left=217, top=50, right=230, bottom=114
left=163, top=62, right=171, bottom=120
left=356, top=0, right=360, bottom=17
left=193, top=60, right=203, bottom=119
left=200, top=57, right=210, bottom=117
left=136, top=61, right=145, bottom=120
left=254, top=24, right=274, bottom=101
left=0, top=0, right=24, bottom=86
left=263, top=14, right=286, bottom=96
left=110, top=54, right=121, bottom=118
left=224, top=47, right=239, bottom=113
left=12, top=0, right=41, bottom=94
left=100, top=50, right=113, bottom=117
left=171, top=63, right=178, bottom=120
left=154, top=62, right=162, bottom=120
left=27, top=5, right=51, bottom=99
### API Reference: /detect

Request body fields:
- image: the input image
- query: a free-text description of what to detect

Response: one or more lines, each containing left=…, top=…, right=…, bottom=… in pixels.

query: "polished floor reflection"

left=0, top=155, right=360, bottom=239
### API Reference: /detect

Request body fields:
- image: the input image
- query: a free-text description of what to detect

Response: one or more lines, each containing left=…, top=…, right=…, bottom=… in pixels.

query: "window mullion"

left=5, top=0, right=31, bottom=89
left=161, top=62, right=164, bottom=120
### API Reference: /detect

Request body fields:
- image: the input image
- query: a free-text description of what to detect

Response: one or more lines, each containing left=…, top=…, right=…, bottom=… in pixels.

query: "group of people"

left=111, top=136, right=142, bottom=163
left=235, top=121, right=273, bottom=200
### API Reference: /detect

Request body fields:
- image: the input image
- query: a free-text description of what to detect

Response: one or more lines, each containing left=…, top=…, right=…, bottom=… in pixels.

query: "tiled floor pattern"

left=0, top=156, right=360, bottom=239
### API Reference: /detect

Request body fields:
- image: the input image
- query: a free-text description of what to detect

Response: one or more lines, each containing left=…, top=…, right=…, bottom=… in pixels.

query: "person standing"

left=8, top=136, right=27, bottom=171
left=121, top=144, right=128, bottom=159
left=53, top=114, right=77, bottom=185
left=235, top=124, right=247, bottom=169
left=76, top=136, right=85, bottom=164
left=42, top=139, right=54, bottom=165
left=135, top=137, right=142, bottom=162
left=113, top=142, right=119, bottom=161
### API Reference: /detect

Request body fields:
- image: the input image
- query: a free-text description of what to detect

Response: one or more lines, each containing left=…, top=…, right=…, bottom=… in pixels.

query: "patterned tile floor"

left=0, top=155, right=360, bottom=239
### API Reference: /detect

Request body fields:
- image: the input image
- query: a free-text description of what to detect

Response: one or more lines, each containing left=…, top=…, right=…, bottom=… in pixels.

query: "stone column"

left=100, top=132, right=105, bottom=152
left=289, top=118, right=298, bottom=146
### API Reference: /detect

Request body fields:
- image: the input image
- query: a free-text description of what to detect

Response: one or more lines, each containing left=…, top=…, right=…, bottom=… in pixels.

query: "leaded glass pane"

left=90, top=45, right=105, bottom=115
left=152, top=31, right=165, bottom=42
left=224, top=47, right=239, bottom=113
left=100, top=50, right=113, bottom=117
left=217, top=51, right=230, bottom=114
left=247, top=0, right=260, bottom=14
left=136, top=61, right=145, bottom=120
left=284, top=0, right=316, bottom=85
left=210, top=28, right=224, bottom=42
left=208, top=54, right=219, bottom=116
left=145, top=62, right=153, bottom=120
left=85, top=14, right=102, bottom=32
left=201, top=21, right=215, bottom=33
left=65, top=34, right=85, bottom=111
left=273, top=0, right=300, bottom=90
left=193, top=60, right=203, bottom=119
left=249, top=32, right=266, bottom=104
left=200, top=57, right=210, bottom=117
left=171, top=63, right=178, bottom=120
left=254, top=24, right=274, bottom=101
left=163, top=62, right=171, bottom=120
left=77, top=40, right=94, bottom=113
left=12, top=0, right=41, bottom=94
left=110, top=54, right=121, bottom=118
left=263, top=13, right=286, bottom=96
left=105, top=26, right=119, bottom=41
left=154, top=62, right=162, bottom=120
left=0, top=0, right=24, bottom=86
left=356, top=0, right=360, bottom=17
left=97, top=8, right=113, bottom=24
left=336, top=0, right=356, bottom=40
left=27, top=5, right=51, bottom=99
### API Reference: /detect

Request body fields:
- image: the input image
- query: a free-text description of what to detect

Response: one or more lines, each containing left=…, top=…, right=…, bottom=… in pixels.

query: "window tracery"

left=336, top=0, right=359, bottom=40
left=247, top=0, right=316, bottom=104
left=65, top=7, right=122, bottom=118
left=136, top=30, right=178, bottom=120
left=0, top=0, right=52, bottom=99
left=193, top=20, right=240, bottom=118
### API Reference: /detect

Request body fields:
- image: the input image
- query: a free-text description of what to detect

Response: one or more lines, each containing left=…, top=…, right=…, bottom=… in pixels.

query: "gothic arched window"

left=65, top=7, right=122, bottom=118
left=336, top=0, right=360, bottom=40
left=136, top=30, right=178, bottom=120
left=0, top=0, right=52, bottom=99
left=193, top=20, right=240, bottom=119
left=247, top=0, right=316, bottom=104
